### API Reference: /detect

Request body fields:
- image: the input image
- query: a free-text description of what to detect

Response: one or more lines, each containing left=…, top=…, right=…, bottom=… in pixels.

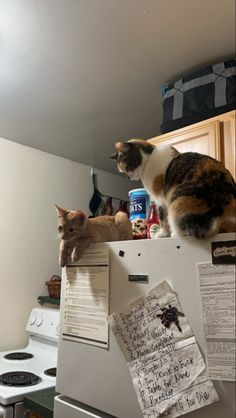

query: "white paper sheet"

left=62, top=244, right=109, bottom=348
left=109, top=281, right=218, bottom=418
left=197, top=262, right=236, bottom=381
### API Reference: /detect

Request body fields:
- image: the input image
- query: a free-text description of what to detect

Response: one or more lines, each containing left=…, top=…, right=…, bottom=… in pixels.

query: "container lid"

left=128, top=188, right=149, bottom=196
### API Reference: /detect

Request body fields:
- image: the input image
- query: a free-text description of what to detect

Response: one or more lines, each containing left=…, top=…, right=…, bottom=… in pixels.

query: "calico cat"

left=55, top=205, right=133, bottom=266
left=111, top=139, right=236, bottom=238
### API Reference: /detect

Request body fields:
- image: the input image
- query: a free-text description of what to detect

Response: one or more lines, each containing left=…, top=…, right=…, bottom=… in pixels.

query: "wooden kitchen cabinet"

left=149, top=110, right=235, bottom=179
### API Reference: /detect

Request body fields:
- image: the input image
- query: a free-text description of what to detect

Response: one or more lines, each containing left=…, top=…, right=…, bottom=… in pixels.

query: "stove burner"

left=4, top=352, right=34, bottom=361
left=44, top=367, right=57, bottom=377
left=0, top=371, right=41, bottom=387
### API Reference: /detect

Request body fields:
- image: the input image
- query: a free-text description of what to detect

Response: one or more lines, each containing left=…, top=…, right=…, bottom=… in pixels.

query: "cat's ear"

left=115, top=141, right=130, bottom=152
left=74, top=210, right=87, bottom=224
left=55, top=205, right=68, bottom=218
left=110, top=141, right=130, bottom=160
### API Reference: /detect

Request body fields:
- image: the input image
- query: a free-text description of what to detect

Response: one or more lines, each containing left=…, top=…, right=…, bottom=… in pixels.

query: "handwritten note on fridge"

left=109, top=281, right=218, bottom=418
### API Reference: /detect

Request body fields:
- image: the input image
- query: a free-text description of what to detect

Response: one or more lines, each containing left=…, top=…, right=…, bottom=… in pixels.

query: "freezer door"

left=54, top=395, right=115, bottom=418
left=56, top=234, right=235, bottom=418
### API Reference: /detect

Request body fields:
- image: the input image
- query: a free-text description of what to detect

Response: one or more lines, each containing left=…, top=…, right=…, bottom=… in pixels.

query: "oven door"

left=0, top=405, right=13, bottom=418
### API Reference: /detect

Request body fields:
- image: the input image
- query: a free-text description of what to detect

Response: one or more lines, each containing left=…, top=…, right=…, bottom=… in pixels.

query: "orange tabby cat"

left=55, top=205, right=133, bottom=266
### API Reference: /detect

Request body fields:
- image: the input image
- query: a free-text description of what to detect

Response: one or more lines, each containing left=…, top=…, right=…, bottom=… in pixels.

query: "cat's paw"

left=155, top=229, right=169, bottom=238
left=71, top=249, right=81, bottom=262
left=59, top=260, right=67, bottom=267
left=59, top=257, right=67, bottom=267
left=170, top=231, right=187, bottom=238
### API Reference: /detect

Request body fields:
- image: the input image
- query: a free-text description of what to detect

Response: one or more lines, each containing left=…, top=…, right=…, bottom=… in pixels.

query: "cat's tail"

left=179, top=206, right=236, bottom=238
left=115, top=211, right=133, bottom=240
left=179, top=211, right=216, bottom=239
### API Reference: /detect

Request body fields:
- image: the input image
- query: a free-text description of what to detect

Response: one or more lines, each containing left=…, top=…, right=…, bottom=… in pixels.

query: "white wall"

left=0, top=137, right=132, bottom=351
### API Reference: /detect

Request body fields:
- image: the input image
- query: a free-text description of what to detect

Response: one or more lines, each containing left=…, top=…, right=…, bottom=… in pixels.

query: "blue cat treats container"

left=128, top=188, right=150, bottom=239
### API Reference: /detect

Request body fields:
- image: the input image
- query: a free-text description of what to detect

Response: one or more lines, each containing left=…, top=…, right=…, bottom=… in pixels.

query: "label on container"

left=129, top=191, right=149, bottom=239
left=130, top=195, right=147, bottom=220
left=148, top=223, right=160, bottom=239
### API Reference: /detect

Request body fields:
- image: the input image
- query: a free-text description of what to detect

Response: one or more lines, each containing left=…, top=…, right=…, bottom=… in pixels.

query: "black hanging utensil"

left=89, top=172, right=102, bottom=217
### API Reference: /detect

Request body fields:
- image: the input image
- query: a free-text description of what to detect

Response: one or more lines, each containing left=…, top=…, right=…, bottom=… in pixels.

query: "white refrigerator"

left=54, top=233, right=235, bottom=418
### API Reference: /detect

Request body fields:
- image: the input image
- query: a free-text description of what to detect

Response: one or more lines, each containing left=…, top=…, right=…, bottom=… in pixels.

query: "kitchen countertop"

left=23, top=387, right=58, bottom=418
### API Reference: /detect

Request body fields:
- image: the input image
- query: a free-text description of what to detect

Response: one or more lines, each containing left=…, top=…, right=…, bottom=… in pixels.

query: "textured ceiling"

left=0, top=0, right=235, bottom=173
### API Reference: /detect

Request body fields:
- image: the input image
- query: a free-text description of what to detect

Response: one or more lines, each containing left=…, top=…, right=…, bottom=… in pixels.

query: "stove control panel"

left=26, top=307, right=60, bottom=342
left=30, top=316, right=36, bottom=325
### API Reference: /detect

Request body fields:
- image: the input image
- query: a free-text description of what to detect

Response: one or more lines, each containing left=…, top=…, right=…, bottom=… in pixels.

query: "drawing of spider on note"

left=157, top=304, right=185, bottom=332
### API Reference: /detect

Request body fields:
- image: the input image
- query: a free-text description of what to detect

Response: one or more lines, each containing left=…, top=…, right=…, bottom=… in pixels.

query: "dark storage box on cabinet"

left=161, top=59, right=236, bottom=133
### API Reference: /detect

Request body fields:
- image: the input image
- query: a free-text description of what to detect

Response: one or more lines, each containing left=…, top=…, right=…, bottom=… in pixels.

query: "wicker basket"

left=45, top=275, right=61, bottom=299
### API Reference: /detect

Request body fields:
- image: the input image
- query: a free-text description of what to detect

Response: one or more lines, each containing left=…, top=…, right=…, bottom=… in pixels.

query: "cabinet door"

left=149, top=121, right=222, bottom=161
left=221, top=112, right=235, bottom=179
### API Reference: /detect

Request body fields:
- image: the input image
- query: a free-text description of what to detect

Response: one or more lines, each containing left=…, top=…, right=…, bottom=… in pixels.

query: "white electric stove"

left=0, top=307, right=60, bottom=418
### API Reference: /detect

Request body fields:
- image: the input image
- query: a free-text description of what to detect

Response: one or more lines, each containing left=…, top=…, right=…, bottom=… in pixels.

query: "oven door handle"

left=0, top=404, right=13, bottom=418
